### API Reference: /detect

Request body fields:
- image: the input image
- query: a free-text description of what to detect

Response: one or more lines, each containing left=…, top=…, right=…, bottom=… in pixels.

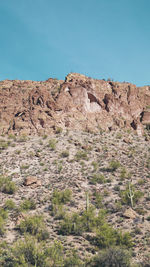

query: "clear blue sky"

left=0, top=0, right=150, bottom=86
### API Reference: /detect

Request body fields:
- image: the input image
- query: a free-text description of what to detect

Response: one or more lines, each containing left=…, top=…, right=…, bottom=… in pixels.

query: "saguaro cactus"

left=127, top=180, right=134, bottom=208
left=86, top=191, right=89, bottom=212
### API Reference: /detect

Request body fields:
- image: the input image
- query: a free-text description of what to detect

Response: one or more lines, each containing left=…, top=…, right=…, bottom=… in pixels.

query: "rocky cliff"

left=0, top=73, right=150, bottom=135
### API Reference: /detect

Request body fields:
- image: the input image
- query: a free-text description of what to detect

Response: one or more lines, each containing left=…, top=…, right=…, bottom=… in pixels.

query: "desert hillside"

left=0, top=74, right=150, bottom=266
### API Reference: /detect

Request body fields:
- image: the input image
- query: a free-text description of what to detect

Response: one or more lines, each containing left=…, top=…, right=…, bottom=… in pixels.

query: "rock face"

left=0, top=73, right=150, bottom=135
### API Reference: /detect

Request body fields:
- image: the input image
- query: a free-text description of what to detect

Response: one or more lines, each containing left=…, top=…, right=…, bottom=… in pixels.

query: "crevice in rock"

left=87, top=93, right=101, bottom=106
left=131, top=120, right=137, bottom=130
left=38, top=118, right=45, bottom=128
left=15, top=112, right=25, bottom=117
left=140, top=111, right=144, bottom=122
left=12, top=120, right=15, bottom=130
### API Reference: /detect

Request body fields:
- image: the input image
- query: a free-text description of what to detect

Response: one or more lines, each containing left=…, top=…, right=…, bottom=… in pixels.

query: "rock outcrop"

left=0, top=73, right=150, bottom=135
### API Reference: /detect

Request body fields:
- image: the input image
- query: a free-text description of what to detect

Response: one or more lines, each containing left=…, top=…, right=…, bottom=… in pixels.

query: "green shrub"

left=0, top=140, right=8, bottom=151
left=81, top=206, right=98, bottom=232
left=17, top=134, right=28, bottom=142
left=18, top=215, right=49, bottom=241
left=20, top=164, right=29, bottom=169
left=64, top=250, right=83, bottom=267
left=59, top=212, right=83, bottom=235
left=4, top=199, right=16, bottom=210
left=120, top=185, right=143, bottom=207
left=137, top=179, right=145, bottom=185
left=91, top=161, right=98, bottom=172
left=55, top=127, right=63, bottom=134
left=120, top=167, right=131, bottom=180
left=75, top=150, right=88, bottom=161
left=89, top=247, right=131, bottom=267
left=0, top=176, right=17, bottom=194
left=59, top=208, right=106, bottom=236
left=93, top=191, right=103, bottom=208
left=0, top=217, right=6, bottom=236
left=0, top=208, right=8, bottom=236
left=48, top=139, right=57, bottom=150
left=51, top=189, right=72, bottom=205
left=20, top=199, right=36, bottom=211
left=50, top=189, right=71, bottom=218
left=45, top=241, right=64, bottom=266
left=108, top=160, right=121, bottom=171
left=0, top=208, right=8, bottom=220
left=116, top=231, right=133, bottom=248
left=94, top=224, right=133, bottom=249
left=9, top=236, right=46, bottom=267
left=1, top=239, right=81, bottom=267
left=50, top=203, right=66, bottom=219
left=89, top=174, right=106, bottom=185
left=94, top=223, right=118, bottom=248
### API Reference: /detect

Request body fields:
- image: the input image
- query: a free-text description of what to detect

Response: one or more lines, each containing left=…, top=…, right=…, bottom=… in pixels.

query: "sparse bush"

left=91, top=161, right=98, bottom=172
left=45, top=240, right=64, bottom=266
left=18, top=134, right=28, bottom=142
left=20, top=198, right=36, bottom=211
left=89, top=173, right=106, bottom=185
left=50, top=203, right=66, bottom=219
left=133, top=226, right=142, bottom=235
left=0, top=140, right=9, bottom=151
left=20, top=164, right=29, bottom=169
left=0, top=238, right=82, bottom=267
left=120, top=167, right=131, bottom=180
left=94, top=225, right=133, bottom=249
left=4, top=199, right=16, bottom=210
left=89, top=247, right=131, bottom=267
left=59, top=212, right=83, bottom=235
left=8, top=134, right=16, bottom=140
left=75, top=150, right=88, bottom=161
left=94, top=223, right=118, bottom=248
left=0, top=208, right=8, bottom=236
left=0, top=217, right=6, bottom=236
left=50, top=189, right=72, bottom=218
left=55, top=127, right=63, bottom=134
left=48, top=139, right=57, bottom=150
left=137, top=179, right=145, bottom=185
left=64, top=250, right=83, bottom=267
left=108, top=160, right=121, bottom=171
left=59, top=208, right=106, bottom=236
left=93, top=191, right=103, bottom=208
left=0, top=176, right=16, bottom=194
left=0, top=208, right=8, bottom=220
left=7, top=236, right=46, bottom=267
left=18, top=215, right=49, bottom=241
left=51, top=189, right=72, bottom=205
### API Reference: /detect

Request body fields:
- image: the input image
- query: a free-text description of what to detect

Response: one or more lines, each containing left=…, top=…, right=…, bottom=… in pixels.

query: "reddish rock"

left=0, top=73, right=149, bottom=135
left=23, top=176, right=38, bottom=186
left=141, top=111, right=150, bottom=125
left=123, top=208, right=138, bottom=219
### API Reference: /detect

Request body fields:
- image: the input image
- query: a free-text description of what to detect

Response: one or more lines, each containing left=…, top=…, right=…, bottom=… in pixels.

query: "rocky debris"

left=123, top=138, right=132, bottom=144
left=123, top=208, right=139, bottom=219
left=0, top=73, right=150, bottom=135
